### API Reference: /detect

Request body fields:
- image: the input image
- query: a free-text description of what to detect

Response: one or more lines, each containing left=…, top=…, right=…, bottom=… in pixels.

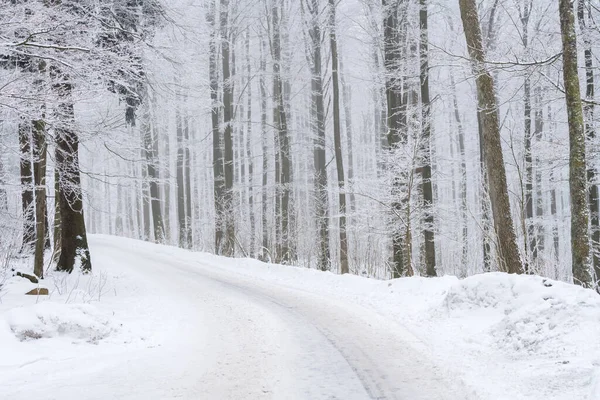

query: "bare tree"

left=329, top=0, right=349, bottom=274
left=419, top=0, right=436, bottom=277
left=459, top=0, right=523, bottom=274
left=558, top=0, right=593, bottom=286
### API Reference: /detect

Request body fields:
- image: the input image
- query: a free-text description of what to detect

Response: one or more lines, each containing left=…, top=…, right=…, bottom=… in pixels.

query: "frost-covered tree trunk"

left=451, top=75, right=469, bottom=269
left=53, top=69, right=91, bottom=273
left=306, top=0, right=331, bottom=271
left=383, top=0, right=413, bottom=278
left=259, top=36, right=270, bottom=261
left=184, top=105, right=193, bottom=248
left=558, top=0, right=593, bottom=286
left=329, top=0, right=349, bottom=274
left=419, top=0, right=436, bottom=277
left=19, top=120, right=35, bottom=253
left=459, top=0, right=523, bottom=274
left=340, top=59, right=355, bottom=214
left=53, top=167, right=61, bottom=263
left=221, top=0, right=235, bottom=257
left=208, top=0, right=225, bottom=254
left=245, top=29, right=256, bottom=257
left=533, top=86, right=545, bottom=256
left=142, top=100, right=164, bottom=242
left=520, top=0, right=535, bottom=268
left=272, top=0, right=293, bottom=264
left=176, top=102, right=186, bottom=247
left=577, top=0, right=599, bottom=283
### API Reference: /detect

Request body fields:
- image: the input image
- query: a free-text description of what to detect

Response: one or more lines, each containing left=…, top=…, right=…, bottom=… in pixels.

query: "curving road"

left=86, top=237, right=473, bottom=400
left=1, top=236, right=471, bottom=400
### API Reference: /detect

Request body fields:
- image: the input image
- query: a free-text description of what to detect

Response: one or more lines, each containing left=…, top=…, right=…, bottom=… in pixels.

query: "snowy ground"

left=1, top=235, right=599, bottom=400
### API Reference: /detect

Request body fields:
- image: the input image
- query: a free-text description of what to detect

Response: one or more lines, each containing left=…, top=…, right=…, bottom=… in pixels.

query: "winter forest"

left=1, top=0, right=599, bottom=288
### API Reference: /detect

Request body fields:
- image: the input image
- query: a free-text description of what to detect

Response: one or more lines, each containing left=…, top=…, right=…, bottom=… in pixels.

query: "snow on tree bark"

left=558, top=0, right=593, bottom=287
left=459, top=0, right=524, bottom=275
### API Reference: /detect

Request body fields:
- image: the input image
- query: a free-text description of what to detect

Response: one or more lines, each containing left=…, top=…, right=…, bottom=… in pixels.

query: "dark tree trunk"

left=559, top=0, right=593, bottom=286
left=53, top=70, right=91, bottom=273
left=383, top=0, right=413, bottom=278
left=419, top=0, right=436, bottom=277
left=208, top=0, right=225, bottom=254
left=272, top=0, right=293, bottom=264
left=221, top=0, right=235, bottom=257
left=33, top=119, right=47, bottom=278
left=32, top=117, right=51, bottom=251
left=459, top=0, right=523, bottom=274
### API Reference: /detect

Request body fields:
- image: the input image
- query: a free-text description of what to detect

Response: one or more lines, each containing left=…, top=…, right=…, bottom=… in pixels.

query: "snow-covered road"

left=6, top=236, right=598, bottom=399
left=81, top=236, right=468, bottom=400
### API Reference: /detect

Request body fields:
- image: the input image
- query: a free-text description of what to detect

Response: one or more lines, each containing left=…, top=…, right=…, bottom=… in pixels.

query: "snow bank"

left=431, top=273, right=600, bottom=399
left=0, top=263, right=124, bottom=368
left=442, top=273, right=600, bottom=354
left=4, top=302, right=114, bottom=343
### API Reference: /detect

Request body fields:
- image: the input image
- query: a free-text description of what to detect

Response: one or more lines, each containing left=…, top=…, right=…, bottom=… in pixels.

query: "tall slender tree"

left=459, top=0, right=524, bottom=274
left=382, top=0, right=413, bottom=278
left=558, top=0, right=593, bottom=286
left=306, top=0, right=331, bottom=271
left=419, top=0, right=436, bottom=277
left=221, top=0, right=236, bottom=257
left=578, top=0, right=599, bottom=284
left=329, top=0, right=349, bottom=274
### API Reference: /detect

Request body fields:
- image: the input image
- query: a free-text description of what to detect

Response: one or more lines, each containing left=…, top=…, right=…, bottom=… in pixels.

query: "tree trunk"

left=52, top=167, right=61, bottom=263
left=419, top=0, right=436, bottom=277
left=459, top=0, right=523, bottom=274
left=383, top=0, right=412, bottom=278
left=142, top=100, right=164, bottom=242
left=19, top=121, right=35, bottom=253
left=260, top=36, right=270, bottom=261
left=451, top=75, right=469, bottom=269
left=221, top=0, right=235, bottom=257
left=53, top=70, right=91, bottom=273
left=176, top=102, right=187, bottom=248
left=558, top=0, right=593, bottom=286
left=533, top=86, right=545, bottom=256
left=272, top=0, right=293, bottom=264
left=184, top=106, right=193, bottom=248
left=33, top=119, right=47, bottom=278
left=245, top=29, right=256, bottom=258
left=307, top=0, right=331, bottom=271
left=340, top=59, right=356, bottom=213
left=578, top=0, right=599, bottom=285
left=208, top=0, right=225, bottom=254
left=329, top=0, right=349, bottom=274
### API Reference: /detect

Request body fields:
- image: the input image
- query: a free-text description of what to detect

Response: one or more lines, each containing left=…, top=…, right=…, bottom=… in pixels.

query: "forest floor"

left=0, top=235, right=599, bottom=400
